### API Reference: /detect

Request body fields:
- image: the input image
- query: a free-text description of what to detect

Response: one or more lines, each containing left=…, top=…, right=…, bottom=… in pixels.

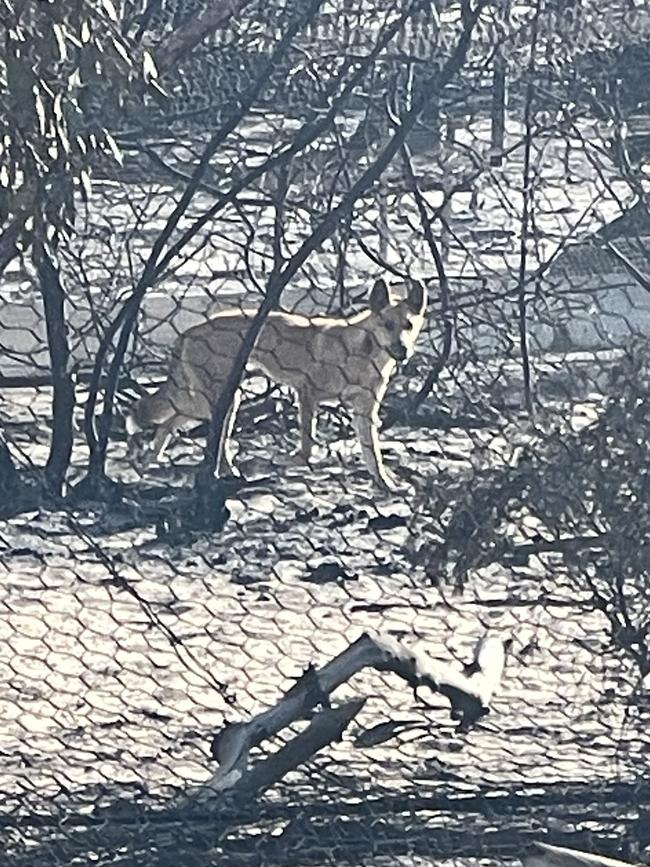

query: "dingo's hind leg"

left=352, top=405, right=399, bottom=492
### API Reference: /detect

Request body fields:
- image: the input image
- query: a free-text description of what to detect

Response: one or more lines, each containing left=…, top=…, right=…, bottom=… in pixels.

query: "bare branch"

left=155, top=0, right=250, bottom=68
left=604, top=241, right=650, bottom=296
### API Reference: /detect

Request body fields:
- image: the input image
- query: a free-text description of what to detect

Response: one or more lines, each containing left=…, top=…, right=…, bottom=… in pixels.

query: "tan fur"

left=126, top=278, right=427, bottom=491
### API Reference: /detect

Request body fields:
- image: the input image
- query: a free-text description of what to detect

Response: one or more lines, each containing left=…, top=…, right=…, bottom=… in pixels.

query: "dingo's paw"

left=285, top=452, right=311, bottom=468
left=375, top=473, right=412, bottom=496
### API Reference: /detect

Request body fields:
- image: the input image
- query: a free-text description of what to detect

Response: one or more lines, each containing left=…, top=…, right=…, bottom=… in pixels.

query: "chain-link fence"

left=1, top=1, right=650, bottom=865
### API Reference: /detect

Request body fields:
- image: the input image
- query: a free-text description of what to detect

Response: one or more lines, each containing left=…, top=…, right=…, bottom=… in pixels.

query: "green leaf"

left=52, top=93, right=63, bottom=122
left=57, top=124, right=70, bottom=154
left=33, top=86, right=46, bottom=136
left=66, top=30, right=82, bottom=49
left=103, top=131, right=123, bottom=165
left=111, top=36, right=130, bottom=64
left=79, top=168, right=92, bottom=199
left=142, top=50, right=158, bottom=81
left=100, top=0, right=118, bottom=22
left=52, top=23, right=68, bottom=62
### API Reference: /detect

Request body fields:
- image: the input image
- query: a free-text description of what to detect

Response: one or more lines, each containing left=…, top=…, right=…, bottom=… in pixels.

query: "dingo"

left=126, top=277, right=427, bottom=491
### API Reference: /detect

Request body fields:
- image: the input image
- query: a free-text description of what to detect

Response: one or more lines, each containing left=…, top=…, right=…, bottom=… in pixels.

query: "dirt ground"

left=1, top=380, right=648, bottom=866
left=0, top=114, right=647, bottom=862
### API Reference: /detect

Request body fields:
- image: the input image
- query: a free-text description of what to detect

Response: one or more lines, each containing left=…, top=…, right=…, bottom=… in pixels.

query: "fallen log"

left=524, top=842, right=638, bottom=867
left=186, top=630, right=509, bottom=802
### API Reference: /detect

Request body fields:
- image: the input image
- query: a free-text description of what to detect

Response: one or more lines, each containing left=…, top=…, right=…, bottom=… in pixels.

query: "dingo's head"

left=367, top=277, right=427, bottom=363
left=125, top=386, right=177, bottom=435
left=124, top=397, right=156, bottom=465
left=124, top=390, right=176, bottom=465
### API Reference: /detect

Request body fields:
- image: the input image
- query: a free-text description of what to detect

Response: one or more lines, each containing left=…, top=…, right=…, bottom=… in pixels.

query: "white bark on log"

left=524, top=842, right=637, bottom=867
left=233, top=698, right=367, bottom=798
left=191, top=629, right=507, bottom=799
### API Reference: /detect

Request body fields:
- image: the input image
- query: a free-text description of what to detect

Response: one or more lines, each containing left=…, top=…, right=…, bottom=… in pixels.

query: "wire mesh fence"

left=1, top=0, right=650, bottom=865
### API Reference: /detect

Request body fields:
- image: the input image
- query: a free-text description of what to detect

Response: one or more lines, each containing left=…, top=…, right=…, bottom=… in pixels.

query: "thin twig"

left=516, top=0, right=542, bottom=416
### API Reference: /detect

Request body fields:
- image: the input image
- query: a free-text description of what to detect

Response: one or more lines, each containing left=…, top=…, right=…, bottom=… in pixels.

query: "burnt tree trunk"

left=489, top=0, right=508, bottom=166
left=34, top=241, right=75, bottom=496
left=0, top=218, right=24, bottom=279
left=0, top=435, right=19, bottom=499
left=490, top=53, right=507, bottom=166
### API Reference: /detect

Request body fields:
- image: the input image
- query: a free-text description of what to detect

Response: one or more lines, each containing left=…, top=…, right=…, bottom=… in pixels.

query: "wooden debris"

left=524, top=841, right=638, bottom=867
left=190, top=629, right=509, bottom=802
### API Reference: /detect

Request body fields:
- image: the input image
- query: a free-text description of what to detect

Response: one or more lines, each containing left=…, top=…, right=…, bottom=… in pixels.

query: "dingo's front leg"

left=152, top=423, right=173, bottom=461
left=352, top=409, right=400, bottom=492
left=127, top=421, right=172, bottom=471
left=289, top=388, right=317, bottom=466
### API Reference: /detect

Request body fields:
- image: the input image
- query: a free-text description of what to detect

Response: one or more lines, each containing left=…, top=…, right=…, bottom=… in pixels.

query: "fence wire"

left=1, top=1, right=650, bottom=866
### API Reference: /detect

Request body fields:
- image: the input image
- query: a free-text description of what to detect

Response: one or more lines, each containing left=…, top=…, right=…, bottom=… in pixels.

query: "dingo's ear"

left=369, top=278, right=390, bottom=313
left=407, top=279, right=425, bottom=314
